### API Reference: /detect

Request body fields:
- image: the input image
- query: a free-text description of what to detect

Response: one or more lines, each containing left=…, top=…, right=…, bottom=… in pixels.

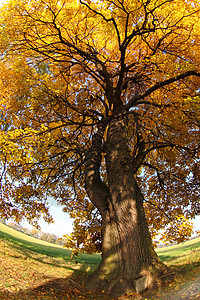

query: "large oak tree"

left=0, top=0, right=200, bottom=295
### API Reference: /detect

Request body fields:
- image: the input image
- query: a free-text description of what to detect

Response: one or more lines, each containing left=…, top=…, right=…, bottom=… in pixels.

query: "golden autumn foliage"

left=0, top=0, right=199, bottom=253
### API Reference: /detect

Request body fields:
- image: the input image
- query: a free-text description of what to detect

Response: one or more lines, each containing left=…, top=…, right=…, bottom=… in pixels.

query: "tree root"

left=81, top=265, right=176, bottom=298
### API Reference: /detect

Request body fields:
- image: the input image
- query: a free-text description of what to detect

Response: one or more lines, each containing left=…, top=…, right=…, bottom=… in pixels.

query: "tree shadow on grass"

left=0, top=230, right=101, bottom=271
left=0, top=277, right=110, bottom=300
left=158, top=240, right=200, bottom=262
left=1, top=229, right=200, bottom=300
left=170, top=260, right=200, bottom=276
left=0, top=230, right=71, bottom=258
left=1, top=265, right=200, bottom=300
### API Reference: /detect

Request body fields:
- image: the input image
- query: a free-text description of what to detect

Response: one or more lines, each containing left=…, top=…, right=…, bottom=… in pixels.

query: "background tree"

left=0, top=0, right=199, bottom=295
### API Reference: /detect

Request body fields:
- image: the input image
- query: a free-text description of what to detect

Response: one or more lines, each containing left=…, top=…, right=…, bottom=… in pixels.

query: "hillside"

left=0, top=223, right=200, bottom=299
left=0, top=223, right=103, bottom=300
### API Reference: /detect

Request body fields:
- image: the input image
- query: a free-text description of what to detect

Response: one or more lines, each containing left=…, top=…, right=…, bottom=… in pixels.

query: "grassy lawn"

left=146, top=239, right=200, bottom=299
left=157, top=237, right=200, bottom=271
left=0, top=223, right=200, bottom=299
left=0, top=223, right=101, bottom=266
left=0, top=223, right=103, bottom=299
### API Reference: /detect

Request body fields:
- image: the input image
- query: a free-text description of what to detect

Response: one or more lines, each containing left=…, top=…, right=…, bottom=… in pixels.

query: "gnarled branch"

left=84, top=124, right=109, bottom=215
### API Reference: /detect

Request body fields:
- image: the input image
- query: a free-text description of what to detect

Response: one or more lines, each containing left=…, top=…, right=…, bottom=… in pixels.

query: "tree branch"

left=125, top=70, right=200, bottom=111
left=144, top=199, right=172, bottom=221
left=84, top=124, right=110, bottom=215
left=142, top=162, right=165, bottom=189
left=79, top=0, right=121, bottom=47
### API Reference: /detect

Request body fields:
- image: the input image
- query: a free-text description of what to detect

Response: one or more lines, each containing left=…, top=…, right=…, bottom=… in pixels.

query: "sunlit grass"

left=0, top=222, right=200, bottom=299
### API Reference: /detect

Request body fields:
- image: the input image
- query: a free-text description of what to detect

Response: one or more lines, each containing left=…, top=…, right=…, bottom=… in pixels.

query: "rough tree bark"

left=84, top=115, right=168, bottom=296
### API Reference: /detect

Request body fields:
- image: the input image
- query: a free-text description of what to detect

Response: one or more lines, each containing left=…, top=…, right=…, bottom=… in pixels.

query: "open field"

left=0, top=223, right=103, bottom=300
left=0, top=223, right=200, bottom=299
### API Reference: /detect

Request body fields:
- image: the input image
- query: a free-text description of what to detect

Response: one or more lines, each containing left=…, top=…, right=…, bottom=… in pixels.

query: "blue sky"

left=22, top=205, right=74, bottom=237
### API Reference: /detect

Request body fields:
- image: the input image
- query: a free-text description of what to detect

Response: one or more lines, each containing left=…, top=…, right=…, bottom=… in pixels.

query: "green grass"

left=157, top=237, right=200, bottom=277
left=0, top=223, right=101, bottom=265
left=0, top=222, right=200, bottom=299
left=2, top=222, right=199, bottom=264
left=157, top=237, right=200, bottom=262
left=0, top=223, right=105, bottom=300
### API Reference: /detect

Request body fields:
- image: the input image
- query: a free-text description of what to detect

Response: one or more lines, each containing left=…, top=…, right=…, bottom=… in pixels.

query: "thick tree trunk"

left=84, top=116, right=168, bottom=296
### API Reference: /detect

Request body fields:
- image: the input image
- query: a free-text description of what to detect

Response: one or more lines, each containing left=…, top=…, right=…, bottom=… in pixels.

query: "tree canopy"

left=0, top=0, right=199, bottom=251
